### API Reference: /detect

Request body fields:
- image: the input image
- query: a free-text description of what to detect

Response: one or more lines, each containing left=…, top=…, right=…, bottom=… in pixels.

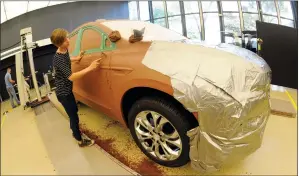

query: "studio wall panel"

left=1, top=1, right=129, bottom=52
left=256, top=21, right=298, bottom=89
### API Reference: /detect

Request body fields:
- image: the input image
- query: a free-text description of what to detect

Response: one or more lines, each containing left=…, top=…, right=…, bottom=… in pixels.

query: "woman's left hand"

left=78, top=50, right=85, bottom=61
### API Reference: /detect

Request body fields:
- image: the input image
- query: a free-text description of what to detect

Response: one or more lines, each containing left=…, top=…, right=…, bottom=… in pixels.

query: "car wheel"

left=128, top=97, right=193, bottom=167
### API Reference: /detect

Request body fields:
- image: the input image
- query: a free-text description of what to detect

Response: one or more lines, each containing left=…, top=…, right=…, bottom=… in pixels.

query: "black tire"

left=128, top=96, right=193, bottom=167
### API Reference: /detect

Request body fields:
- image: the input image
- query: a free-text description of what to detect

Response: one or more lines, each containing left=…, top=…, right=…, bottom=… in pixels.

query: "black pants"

left=57, top=93, right=82, bottom=141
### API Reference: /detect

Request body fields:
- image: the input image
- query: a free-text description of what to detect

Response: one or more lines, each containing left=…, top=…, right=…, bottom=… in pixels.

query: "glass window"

left=261, top=1, right=277, bottom=15
left=128, top=1, right=138, bottom=20
left=263, top=15, right=278, bottom=24
left=154, top=18, right=166, bottom=28
left=185, top=14, right=201, bottom=40
left=152, top=1, right=165, bottom=19
left=103, top=20, right=185, bottom=41
left=203, top=13, right=221, bottom=44
left=202, top=1, right=218, bottom=12
left=184, top=1, right=199, bottom=14
left=225, top=36, right=233, bottom=44
left=166, top=1, right=180, bottom=16
left=168, top=16, right=183, bottom=34
left=281, top=19, right=294, bottom=28
left=278, top=1, right=294, bottom=19
left=243, top=13, right=259, bottom=31
left=139, top=1, right=150, bottom=21
left=241, top=1, right=258, bottom=13
left=223, top=13, right=241, bottom=33
left=222, top=1, right=238, bottom=12
left=81, top=29, right=102, bottom=51
left=225, top=35, right=241, bottom=46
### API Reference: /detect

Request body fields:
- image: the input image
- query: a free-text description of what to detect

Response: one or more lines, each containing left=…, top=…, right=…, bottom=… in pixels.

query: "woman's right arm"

left=68, top=59, right=102, bottom=82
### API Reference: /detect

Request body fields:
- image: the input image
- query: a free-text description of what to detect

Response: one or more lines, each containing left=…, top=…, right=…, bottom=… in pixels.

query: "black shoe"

left=78, top=138, right=95, bottom=147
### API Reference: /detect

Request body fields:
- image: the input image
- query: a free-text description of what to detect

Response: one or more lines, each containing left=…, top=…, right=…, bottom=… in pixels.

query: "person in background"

left=50, top=28, right=102, bottom=147
left=4, top=68, right=20, bottom=108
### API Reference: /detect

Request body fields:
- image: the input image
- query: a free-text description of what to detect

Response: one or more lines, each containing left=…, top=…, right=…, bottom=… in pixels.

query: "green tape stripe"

left=82, top=25, right=106, bottom=35
left=84, top=47, right=116, bottom=54
left=68, top=30, right=79, bottom=38
left=72, top=28, right=83, bottom=56
left=70, top=25, right=116, bottom=57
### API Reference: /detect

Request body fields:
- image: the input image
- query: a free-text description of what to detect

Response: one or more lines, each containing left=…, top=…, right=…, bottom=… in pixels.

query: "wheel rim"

left=134, top=111, right=183, bottom=161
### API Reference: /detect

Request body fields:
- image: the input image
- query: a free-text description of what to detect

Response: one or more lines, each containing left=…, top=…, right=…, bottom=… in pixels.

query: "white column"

left=21, top=27, right=42, bottom=101
left=15, top=52, right=26, bottom=106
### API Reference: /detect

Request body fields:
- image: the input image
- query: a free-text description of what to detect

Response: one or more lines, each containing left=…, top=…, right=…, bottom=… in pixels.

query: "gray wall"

left=1, top=1, right=129, bottom=52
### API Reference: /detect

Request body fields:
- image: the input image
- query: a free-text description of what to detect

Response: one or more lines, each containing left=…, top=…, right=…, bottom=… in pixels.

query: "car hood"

left=142, top=40, right=271, bottom=106
left=142, top=40, right=271, bottom=173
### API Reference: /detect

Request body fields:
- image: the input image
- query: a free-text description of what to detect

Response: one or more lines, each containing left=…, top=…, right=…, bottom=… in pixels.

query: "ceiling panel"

left=1, top=1, right=73, bottom=23
left=4, top=1, right=28, bottom=20
left=48, top=1, right=68, bottom=6
left=1, top=1, right=7, bottom=23
left=28, top=1, right=50, bottom=12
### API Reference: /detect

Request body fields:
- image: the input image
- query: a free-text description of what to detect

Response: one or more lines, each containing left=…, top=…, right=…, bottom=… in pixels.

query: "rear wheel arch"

left=121, top=87, right=198, bottom=128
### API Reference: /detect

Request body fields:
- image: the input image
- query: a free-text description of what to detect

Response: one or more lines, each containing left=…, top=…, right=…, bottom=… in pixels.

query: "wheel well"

left=121, top=87, right=199, bottom=128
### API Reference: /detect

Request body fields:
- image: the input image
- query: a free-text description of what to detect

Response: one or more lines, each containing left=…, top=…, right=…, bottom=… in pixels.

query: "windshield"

left=101, top=20, right=187, bottom=42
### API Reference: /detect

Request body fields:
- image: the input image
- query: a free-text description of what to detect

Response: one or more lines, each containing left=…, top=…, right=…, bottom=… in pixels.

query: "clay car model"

left=68, top=20, right=271, bottom=169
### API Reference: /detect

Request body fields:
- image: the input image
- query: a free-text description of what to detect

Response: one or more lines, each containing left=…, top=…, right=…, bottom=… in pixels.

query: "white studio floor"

left=0, top=100, right=134, bottom=175
left=0, top=85, right=297, bottom=175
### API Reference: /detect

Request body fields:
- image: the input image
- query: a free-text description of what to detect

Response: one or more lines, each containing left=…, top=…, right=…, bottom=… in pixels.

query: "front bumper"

left=175, top=43, right=271, bottom=173
left=141, top=40, right=271, bottom=173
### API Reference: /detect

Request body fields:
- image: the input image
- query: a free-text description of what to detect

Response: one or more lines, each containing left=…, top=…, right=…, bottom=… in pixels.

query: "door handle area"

left=100, top=52, right=107, bottom=59
left=83, top=52, right=107, bottom=59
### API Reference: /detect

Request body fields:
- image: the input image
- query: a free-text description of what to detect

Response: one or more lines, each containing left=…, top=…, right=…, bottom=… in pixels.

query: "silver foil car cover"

left=142, top=41, right=271, bottom=173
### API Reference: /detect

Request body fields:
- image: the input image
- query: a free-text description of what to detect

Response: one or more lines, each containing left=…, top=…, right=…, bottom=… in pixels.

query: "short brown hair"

left=50, top=28, right=68, bottom=47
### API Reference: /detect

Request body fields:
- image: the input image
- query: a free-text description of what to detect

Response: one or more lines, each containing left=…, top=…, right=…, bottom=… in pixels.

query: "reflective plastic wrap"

left=142, top=41, right=271, bottom=173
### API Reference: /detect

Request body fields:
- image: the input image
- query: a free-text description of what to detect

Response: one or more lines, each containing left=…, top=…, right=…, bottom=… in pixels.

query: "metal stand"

left=20, top=27, right=41, bottom=102
left=16, top=27, right=49, bottom=109
left=15, top=49, right=27, bottom=106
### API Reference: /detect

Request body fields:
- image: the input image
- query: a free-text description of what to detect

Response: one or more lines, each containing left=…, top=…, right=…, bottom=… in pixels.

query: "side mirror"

left=108, top=31, right=121, bottom=42
left=133, top=27, right=145, bottom=38
left=129, top=27, right=145, bottom=43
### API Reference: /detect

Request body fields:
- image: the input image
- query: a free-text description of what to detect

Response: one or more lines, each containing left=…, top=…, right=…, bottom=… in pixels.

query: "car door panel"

left=75, top=52, right=112, bottom=112
left=71, top=26, right=113, bottom=115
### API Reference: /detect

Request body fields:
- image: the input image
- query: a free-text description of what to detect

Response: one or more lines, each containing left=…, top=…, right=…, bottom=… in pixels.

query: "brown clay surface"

left=48, top=93, right=297, bottom=175
left=78, top=104, right=165, bottom=175
left=271, top=110, right=296, bottom=118
left=68, top=20, right=174, bottom=127
left=270, top=98, right=297, bottom=118
left=77, top=104, right=261, bottom=176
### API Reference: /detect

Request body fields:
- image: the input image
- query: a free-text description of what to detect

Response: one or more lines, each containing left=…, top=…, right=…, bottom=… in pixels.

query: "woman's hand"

left=88, top=58, right=103, bottom=71
left=78, top=50, right=85, bottom=62
left=70, top=50, right=85, bottom=62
